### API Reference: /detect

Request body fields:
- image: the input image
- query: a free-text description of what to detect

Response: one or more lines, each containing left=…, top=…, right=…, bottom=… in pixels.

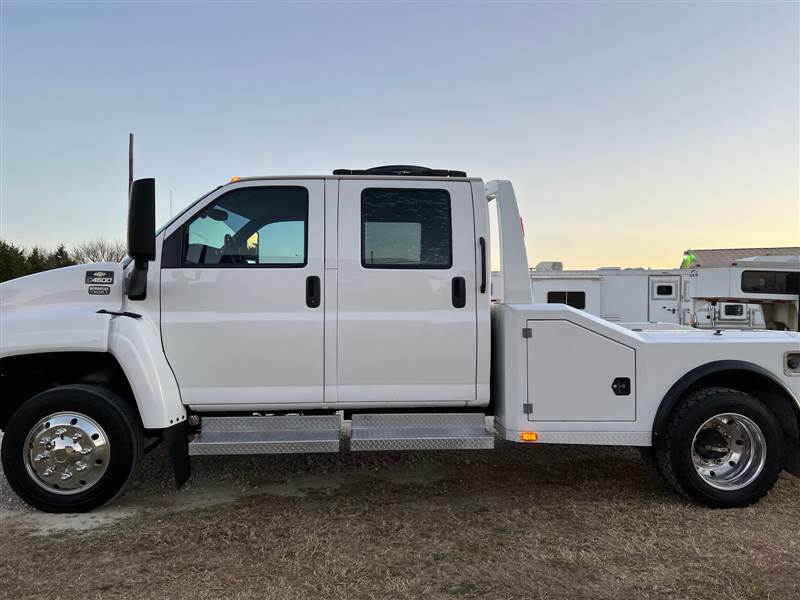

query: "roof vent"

left=333, top=165, right=467, bottom=177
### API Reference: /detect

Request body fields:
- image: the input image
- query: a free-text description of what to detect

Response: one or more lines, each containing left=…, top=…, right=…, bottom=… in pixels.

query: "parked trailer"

left=1, top=166, right=799, bottom=513
left=492, top=256, right=799, bottom=331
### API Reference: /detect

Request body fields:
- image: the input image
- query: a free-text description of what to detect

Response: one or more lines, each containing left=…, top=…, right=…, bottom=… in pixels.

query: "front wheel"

left=1, top=385, right=143, bottom=513
left=655, top=387, right=784, bottom=508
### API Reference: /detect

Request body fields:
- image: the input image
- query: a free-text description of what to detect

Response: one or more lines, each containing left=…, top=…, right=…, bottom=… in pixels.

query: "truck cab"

left=156, top=172, right=490, bottom=411
left=1, top=166, right=799, bottom=513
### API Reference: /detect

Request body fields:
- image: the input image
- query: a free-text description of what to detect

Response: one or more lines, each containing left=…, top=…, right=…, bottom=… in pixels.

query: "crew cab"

left=1, top=166, right=798, bottom=512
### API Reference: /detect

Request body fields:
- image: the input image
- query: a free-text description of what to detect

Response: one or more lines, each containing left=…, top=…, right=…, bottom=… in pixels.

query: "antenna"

left=128, top=133, right=134, bottom=193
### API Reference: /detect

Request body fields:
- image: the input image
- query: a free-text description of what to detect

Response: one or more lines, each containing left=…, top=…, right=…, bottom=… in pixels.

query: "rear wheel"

left=655, top=387, right=784, bottom=508
left=1, top=385, right=143, bottom=513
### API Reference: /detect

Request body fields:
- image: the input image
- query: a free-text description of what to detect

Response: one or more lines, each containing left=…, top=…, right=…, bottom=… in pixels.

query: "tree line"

left=0, top=238, right=126, bottom=283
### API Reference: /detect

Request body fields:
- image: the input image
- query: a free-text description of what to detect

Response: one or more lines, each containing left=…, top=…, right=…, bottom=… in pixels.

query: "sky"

left=1, top=1, right=798, bottom=269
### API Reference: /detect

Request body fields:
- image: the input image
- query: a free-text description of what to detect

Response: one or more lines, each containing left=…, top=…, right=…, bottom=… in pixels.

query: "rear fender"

left=652, top=360, right=800, bottom=476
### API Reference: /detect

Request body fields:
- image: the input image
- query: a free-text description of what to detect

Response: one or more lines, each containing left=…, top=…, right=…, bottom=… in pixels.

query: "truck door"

left=336, top=180, right=478, bottom=404
left=160, top=180, right=325, bottom=407
left=648, top=276, right=681, bottom=323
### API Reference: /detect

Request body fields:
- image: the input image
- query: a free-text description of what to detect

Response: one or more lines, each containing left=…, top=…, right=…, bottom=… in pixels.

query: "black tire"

left=655, top=387, right=784, bottom=508
left=1, top=385, right=143, bottom=513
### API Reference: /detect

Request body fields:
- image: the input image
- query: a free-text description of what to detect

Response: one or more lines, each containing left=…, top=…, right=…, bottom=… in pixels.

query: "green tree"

left=47, top=244, right=75, bottom=269
left=0, top=240, right=30, bottom=282
left=27, top=246, right=49, bottom=273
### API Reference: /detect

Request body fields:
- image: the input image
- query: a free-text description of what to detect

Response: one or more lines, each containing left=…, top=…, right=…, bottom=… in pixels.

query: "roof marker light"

left=230, top=176, right=241, bottom=183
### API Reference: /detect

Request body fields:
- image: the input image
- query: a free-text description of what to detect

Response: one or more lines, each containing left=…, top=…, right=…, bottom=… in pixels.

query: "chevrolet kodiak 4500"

left=1, top=166, right=799, bottom=512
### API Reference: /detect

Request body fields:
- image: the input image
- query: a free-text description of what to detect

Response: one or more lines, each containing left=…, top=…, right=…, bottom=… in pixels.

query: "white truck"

left=1, top=166, right=798, bottom=513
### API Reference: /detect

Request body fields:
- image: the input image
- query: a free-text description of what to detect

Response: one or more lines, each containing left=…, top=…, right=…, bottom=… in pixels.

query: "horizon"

left=1, top=2, right=798, bottom=269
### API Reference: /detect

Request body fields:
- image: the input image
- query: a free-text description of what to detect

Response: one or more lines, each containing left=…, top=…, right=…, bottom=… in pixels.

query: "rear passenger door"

left=336, top=180, right=478, bottom=405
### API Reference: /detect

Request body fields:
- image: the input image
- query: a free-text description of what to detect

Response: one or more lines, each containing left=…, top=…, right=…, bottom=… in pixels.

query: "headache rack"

left=333, top=165, right=467, bottom=177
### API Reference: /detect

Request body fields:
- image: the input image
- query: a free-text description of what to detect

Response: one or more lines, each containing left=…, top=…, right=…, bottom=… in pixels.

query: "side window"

left=184, top=187, right=308, bottom=266
left=568, top=291, right=586, bottom=309
left=724, top=304, right=745, bottom=317
left=547, top=291, right=586, bottom=309
left=361, top=188, right=452, bottom=269
left=656, top=284, right=674, bottom=296
left=742, top=270, right=799, bottom=295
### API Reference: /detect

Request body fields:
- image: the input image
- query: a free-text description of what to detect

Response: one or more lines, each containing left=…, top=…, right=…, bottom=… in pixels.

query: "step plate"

left=189, top=415, right=340, bottom=456
left=350, top=413, right=494, bottom=452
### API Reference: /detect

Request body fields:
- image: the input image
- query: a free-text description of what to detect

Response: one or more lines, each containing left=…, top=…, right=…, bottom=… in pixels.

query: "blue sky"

left=1, top=1, right=798, bottom=268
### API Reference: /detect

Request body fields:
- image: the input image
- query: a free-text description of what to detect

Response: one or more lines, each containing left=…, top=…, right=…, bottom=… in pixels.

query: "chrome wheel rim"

left=691, top=413, right=766, bottom=491
left=23, top=412, right=110, bottom=495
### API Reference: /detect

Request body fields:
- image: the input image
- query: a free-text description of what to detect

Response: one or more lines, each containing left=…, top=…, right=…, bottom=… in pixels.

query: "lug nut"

left=72, top=433, right=83, bottom=441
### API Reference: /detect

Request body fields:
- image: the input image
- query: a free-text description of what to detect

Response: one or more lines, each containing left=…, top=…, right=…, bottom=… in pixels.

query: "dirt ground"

left=1, top=438, right=798, bottom=600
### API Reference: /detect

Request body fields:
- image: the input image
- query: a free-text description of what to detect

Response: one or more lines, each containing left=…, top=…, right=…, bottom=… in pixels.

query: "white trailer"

left=491, top=256, right=799, bottom=331
left=1, top=166, right=799, bottom=513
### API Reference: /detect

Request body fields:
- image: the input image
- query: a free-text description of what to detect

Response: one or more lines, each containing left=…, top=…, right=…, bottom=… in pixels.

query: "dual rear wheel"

left=645, top=387, right=784, bottom=508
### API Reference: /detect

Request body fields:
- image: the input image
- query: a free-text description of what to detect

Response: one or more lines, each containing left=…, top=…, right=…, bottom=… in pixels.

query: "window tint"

left=184, top=187, right=307, bottom=266
left=741, top=271, right=799, bottom=295
left=547, top=291, right=586, bottom=309
left=361, top=188, right=451, bottom=268
left=656, top=285, right=674, bottom=296
left=724, top=304, right=744, bottom=317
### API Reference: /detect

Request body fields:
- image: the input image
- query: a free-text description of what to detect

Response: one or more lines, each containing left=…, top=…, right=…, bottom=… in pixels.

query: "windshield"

left=154, top=185, right=223, bottom=237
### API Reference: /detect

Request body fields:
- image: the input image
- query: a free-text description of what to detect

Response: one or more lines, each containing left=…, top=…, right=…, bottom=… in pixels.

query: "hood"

left=1, top=262, right=124, bottom=313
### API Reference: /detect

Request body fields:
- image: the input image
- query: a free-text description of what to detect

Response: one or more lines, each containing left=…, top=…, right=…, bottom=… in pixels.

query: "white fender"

left=108, top=313, right=186, bottom=430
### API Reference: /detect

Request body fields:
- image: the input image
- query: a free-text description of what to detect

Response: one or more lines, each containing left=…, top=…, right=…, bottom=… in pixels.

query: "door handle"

left=479, top=237, right=487, bottom=294
left=452, top=276, right=466, bottom=308
left=306, top=275, right=321, bottom=308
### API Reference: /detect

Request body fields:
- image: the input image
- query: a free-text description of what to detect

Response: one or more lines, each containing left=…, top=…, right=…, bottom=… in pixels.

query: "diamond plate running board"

left=350, top=413, right=494, bottom=452
left=188, top=415, right=341, bottom=456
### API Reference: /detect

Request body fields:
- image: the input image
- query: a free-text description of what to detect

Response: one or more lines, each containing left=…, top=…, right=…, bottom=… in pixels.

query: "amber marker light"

left=520, top=431, right=539, bottom=442
left=230, top=176, right=242, bottom=182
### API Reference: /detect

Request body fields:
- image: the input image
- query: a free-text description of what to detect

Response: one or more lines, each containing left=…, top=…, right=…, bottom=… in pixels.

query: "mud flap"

left=162, top=422, right=191, bottom=489
left=785, top=435, right=800, bottom=479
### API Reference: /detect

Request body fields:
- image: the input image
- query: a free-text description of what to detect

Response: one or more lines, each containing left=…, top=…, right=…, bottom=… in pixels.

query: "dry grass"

left=1, top=442, right=798, bottom=600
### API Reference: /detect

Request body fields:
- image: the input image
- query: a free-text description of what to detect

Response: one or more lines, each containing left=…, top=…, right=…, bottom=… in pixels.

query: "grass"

left=1, top=442, right=798, bottom=600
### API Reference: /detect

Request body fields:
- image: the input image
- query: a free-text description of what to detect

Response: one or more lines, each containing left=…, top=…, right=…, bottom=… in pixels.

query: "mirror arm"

left=124, top=258, right=149, bottom=301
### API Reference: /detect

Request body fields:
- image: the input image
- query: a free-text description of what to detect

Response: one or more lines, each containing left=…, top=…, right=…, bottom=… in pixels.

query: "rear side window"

left=361, top=188, right=452, bottom=269
left=741, top=271, right=799, bottom=295
left=547, top=291, right=586, bottom=309
left=184, top=187, right=308, bottom=266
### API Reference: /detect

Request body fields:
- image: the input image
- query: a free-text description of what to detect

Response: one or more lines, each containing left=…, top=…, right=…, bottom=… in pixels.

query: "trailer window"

left=184, top=187, right=308, bottom=266
left=547, top=291, right=586, bottom=309
left=724, top=304, right=744, bottom=317
left=656, top=284, right=674, bottom=296
left=361, top=188, right=452, bottom=269
left=741, top=271, right=799, bottom=295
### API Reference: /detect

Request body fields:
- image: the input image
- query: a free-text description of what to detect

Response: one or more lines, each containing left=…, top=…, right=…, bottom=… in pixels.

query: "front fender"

left=108, top=314, right=186, bottom=429
left=1, top=307, right=112, bottom=357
